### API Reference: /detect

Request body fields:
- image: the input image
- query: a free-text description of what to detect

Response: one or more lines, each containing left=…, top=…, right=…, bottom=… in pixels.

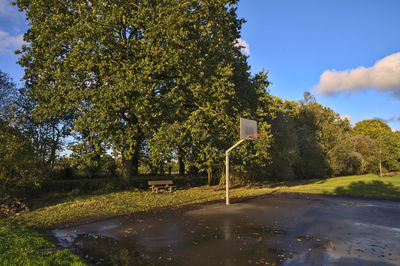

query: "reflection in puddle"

left=284, top=251, right=330, bottom=266
left=59, top=233, right=156, bottom=265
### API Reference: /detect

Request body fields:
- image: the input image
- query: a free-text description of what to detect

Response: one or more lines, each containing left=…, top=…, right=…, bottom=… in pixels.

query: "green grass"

left=279, top=174, right=400, bottom=199
left=0, top=220, right=84, bottom=265
left=18, top=174, right=400, bottom=227
left=19, top=186, right=276, bottom=226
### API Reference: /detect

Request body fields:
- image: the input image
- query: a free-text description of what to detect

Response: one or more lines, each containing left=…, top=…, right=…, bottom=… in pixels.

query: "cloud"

left=235, top=38, right=250, bottom=56
left=0, top=30, right=24, bottom=54
left=380, top=115, right=400, bottom=123
left=340, top=114, right=351, bottom=121
left=315, top=52, right=400, bottom=97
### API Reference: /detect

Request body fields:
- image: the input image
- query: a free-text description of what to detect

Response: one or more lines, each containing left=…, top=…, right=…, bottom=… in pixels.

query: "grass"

left=2, top=174, right=399, bottom=265
left=280, top=174, right=400, bottom=199
left=17, top=174, right=400, bottom=227
left=19, top=186, right=276, bottom=226
left=0, top=220, right=84, bottom=265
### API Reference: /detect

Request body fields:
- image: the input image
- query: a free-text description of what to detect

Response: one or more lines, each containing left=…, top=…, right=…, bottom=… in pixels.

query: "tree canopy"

left=16, top=0, right=260, bottom=184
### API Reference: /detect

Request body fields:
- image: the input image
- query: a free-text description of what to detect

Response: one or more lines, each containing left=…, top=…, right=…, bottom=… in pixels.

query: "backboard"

left=240, top=118, right=257, bottom=139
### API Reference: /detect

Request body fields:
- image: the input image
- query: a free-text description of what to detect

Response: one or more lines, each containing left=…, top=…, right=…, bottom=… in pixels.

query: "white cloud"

left=315, top=52, right=400, bottom=97
left=0, top=30, right=24, bottom=54
left=340, top=114, right=351, bottom=121
left=235, top=38, right=250, bottom=56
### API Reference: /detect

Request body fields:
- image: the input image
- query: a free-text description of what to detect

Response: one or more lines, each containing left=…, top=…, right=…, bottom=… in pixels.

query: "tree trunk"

left=178, top=147, right=185, bottom=175
left=132, top=153, right=139, bottom=176
left=149, top=162, right=155, bottom=175
left=207, top=167, right=212, bottom=186
left=121, top=156, right=132, bottom=185
left=160, top=161, right=165, bottom=175
left=131, top=133, right=143, bottom=175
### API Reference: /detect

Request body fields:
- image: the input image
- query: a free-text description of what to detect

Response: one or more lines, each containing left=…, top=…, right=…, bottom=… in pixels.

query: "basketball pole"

left=225, top=139, right=245, bottom=205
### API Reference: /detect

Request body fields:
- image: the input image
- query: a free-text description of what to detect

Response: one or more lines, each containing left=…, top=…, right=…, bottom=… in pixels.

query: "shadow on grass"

left=28, top=188, right=146, bottom=212
left=258, top=178, right=328, bottom=189
left=334, top=180, right=400, bottom=199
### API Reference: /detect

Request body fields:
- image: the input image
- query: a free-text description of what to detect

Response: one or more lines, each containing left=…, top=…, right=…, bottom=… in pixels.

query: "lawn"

left=1, top=174, right=399, bottom=265
left=0, top=220, right=84, bottom=265
left=16, top=174, right=400, bottom=227
left=280, top=174, right=400, bottom=199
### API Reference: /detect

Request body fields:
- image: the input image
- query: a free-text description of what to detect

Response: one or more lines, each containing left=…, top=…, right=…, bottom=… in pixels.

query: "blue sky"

left=237, top=0, right=400, bottom=130
left=0, top=0, right=399, bottom=130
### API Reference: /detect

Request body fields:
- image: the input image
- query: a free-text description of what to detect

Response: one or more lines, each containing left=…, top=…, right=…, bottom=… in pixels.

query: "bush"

left=0, top=120, right=46, bottom=195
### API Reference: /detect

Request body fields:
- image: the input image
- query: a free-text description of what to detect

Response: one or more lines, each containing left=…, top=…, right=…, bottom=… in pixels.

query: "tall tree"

left=0, top=70, right=17, bottom=119
left=354, top=119, right=399, bottom=175
left=267, top=97, right=299, bottom=180
left=16, top=0, right=246, bottom=184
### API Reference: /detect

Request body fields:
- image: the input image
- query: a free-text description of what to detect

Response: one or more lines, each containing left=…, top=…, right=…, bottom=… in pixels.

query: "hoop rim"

left=247, top=134, right=262, bottom=140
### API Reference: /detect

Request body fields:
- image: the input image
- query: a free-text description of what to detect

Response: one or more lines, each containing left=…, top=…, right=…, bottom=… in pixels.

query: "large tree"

left=16, top=0, right=246, bottom=184
left=0, top=70, right=17, bottom=119
left=355, top=119, right=400, bottom=175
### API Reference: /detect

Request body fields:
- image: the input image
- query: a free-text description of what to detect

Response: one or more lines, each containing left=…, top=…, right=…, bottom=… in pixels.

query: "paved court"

left=53, top=193, right=400, bottom=265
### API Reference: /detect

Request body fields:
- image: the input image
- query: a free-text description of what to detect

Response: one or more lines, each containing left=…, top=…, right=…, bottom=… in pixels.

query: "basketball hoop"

left=247, top=134, right=262, bottom=140
left=226, top=118, right=261, bottom=206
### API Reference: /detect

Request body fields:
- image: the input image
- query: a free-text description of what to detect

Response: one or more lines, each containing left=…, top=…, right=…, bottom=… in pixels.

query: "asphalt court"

left=53, top=193, right=400, bottom=265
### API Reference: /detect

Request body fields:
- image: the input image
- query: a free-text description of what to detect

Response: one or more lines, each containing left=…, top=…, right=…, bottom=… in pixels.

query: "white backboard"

left=240, top=118, right=257, bottom=139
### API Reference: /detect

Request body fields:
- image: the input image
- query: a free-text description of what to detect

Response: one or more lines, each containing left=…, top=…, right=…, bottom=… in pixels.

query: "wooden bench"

left=148, top=180, right=176, bottom=193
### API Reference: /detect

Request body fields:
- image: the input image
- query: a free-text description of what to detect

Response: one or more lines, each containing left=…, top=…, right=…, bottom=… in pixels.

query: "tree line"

left=1, top=0, right=400, bottom=194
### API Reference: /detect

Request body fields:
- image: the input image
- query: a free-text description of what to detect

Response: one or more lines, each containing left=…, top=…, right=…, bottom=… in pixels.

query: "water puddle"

left=52, top=218, right=330, bottom=265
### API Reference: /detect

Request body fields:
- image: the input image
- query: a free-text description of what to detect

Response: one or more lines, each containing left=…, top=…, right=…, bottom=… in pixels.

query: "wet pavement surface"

left=52, top=193, right=400, bottom=265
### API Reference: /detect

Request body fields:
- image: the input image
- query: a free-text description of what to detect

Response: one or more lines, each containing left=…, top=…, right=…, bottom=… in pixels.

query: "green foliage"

left=0, top=220, right=84, bottom=265
left=10, top=0, right=400, bottom=186
left=0, top=120, right=44, bottom=194
left=0, top=69, right=71, bottom=194
left=0, top=70, right=17, bottom=119
left=16, top=0, right=253, bottom=184
left=268, top=111, right=298, bottom=180
left=354, top=119, right=392, bottom=139
left=327, top=134, right=378, bottom=176
left=355, top=119, right=400, bottom=173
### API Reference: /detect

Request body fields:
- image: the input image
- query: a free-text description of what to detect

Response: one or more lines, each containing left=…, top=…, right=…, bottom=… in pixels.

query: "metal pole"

left=226, top=152, right=230, bottom=205
left=225, top=139, right=245, bottom=206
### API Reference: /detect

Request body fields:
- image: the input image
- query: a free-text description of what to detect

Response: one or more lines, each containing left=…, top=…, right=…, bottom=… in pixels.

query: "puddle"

left=52, top=219, right=325, bottom=265
left=53, top=232, right=156, bottom=265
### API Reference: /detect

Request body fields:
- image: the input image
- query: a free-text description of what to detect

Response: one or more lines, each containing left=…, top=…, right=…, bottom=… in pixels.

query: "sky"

left=236, top=0, right=400, bottom=130
left=0, top=0, right=400, bottom=130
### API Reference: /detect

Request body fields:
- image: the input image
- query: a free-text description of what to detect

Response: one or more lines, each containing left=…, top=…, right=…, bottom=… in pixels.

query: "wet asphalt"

left=52, top=193, right=400, bottom=265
